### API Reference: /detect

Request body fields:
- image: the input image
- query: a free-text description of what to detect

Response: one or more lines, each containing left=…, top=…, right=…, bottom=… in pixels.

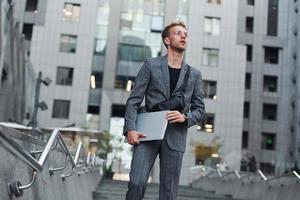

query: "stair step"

left=92, top=179, right=249, bottom=200
left=93, top=192, right=234, bottom=200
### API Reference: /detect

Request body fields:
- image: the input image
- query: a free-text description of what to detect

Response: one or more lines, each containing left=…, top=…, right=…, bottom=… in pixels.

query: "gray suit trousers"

left=125, top=138, right=183, bottom=200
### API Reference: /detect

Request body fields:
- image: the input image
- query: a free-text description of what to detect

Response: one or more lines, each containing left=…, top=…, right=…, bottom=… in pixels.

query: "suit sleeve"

left=186, top=71, right=206, bottom=128
left=123, top=60, right=151, bottom=135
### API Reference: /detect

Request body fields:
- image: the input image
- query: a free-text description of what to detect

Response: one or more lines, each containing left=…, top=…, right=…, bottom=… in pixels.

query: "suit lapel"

left=161, top=55, right=170, bottom=98
left=172, top=62, right=188, bottom=95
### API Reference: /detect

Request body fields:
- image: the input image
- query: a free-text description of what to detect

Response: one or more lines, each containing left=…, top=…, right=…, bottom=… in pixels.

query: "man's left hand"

left=166, top=111, right=186, bottom=123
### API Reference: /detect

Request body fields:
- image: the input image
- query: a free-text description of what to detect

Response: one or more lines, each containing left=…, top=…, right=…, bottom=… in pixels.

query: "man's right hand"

left=127, top=131, right=146, bottom=145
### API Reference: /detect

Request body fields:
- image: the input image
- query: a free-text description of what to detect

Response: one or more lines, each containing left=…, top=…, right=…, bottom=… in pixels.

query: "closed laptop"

left=136, top=110, right=169, bottom=141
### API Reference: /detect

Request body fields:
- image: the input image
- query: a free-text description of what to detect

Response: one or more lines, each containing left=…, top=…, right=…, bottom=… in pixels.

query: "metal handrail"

left=30, top=139, right=59, bottom=155
left=234, top=170, right=241, bottom=179
left=205, top=169, right=222, bottom=178
left=0, top=129, right=42, bottom=172
left=50, top=141, right=86, bottom=176
left=0, top=128, right=101, bottom=197
left=293, top=170, right=300, bottom=180
left=61, top=141, right=88, bottom=181
left=217, top=169, right=222, bottom=177
left=258, top=169, right=268, bottom=181
left=19, top=171, right=37, bottom=190
left=221, top=170, right=241, bottom=180
left=74, top=141, right=83, bottom=165
left=258, top=170, right=300, bottom=183
left=203, top=168, right=300, bottom=185
left=49, top=155, right=69, bottom=175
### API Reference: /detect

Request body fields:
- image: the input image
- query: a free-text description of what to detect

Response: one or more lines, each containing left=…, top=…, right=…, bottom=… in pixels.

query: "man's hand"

left=127, top=131, right=146, bottom=145
left=166, top=111, right=186, bottom=123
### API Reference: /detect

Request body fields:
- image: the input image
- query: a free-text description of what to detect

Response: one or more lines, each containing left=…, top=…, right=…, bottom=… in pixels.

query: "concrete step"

left=93, top=191, right=235, bottom=200
left=92, top=179, right=238, bottom=200
left=96, top=179, right=230, bottom=197
left=93, top=192, right=233, bottom=200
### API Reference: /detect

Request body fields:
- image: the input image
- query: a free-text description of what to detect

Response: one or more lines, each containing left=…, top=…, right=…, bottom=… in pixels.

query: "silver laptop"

left=136, top=110, right=169, bottom=141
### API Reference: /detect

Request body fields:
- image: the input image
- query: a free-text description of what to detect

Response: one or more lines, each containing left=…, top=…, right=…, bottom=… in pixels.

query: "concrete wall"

left=0, top=125, right=101, bottom=200
left=192, top=174, right=300, bottom=200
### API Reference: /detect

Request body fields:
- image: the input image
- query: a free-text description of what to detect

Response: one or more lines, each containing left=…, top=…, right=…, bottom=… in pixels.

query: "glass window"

left=151, top=15, right=164, bottom=33
left=90, top=72, right=103, bottom=88
left=245, top=73, right=251, bottom=89
left=97, top=3, right=110, bottom=25
left=87, top=105, right=100, bottom=114
left=263, top=75, right=277, bottom=92
left=116, top=0, right=164, bottom=91
left=242, top=131, right=249, bottom=149
left=244, top=102, right=250, bottom=118
left=207, top=0, right=222, bottom=4
left=120, top=12, right=134, bottom=30
left=94, top=38, right=106, bottom=55
left=261, top=132, right=276, bottom=150
left=260, top=162, right=275, bottom=174
left=88, top=88, right=101, bottom=106
left=204, top=17, right=220, bottom=35
left=25, top=0, right=38, bottom=12
left=118, top=43, right=152, bottom=62
left=203, top=80, right=217, bottom=99
left=264, top=47, right=279, bottom=64
left=246, top=17, right=254, bottom=33
left=151, top=0, right=165, bottom=15
left=246, top=45, right=252, bottom=61
left=95, top=25, right=109, bottom=39
left=267, top=0, right=278, bottom=36
left=202, top=48, right=219, bottom=66
left=59, top=34, right=77, bottom=53
left=63, top=3, right=80, bottom=21
left=52, top=99, right=70, bottom=119
left=112, top=104, right=126, bottom=117
left=115, top=76, right=136, bottom=90
left=56, top=67, right=74, bottom=86
left=240, top=159, right=248, bottom=171
left=22, top=23, right=34, bottom=40
left=197, top=113, right=214, bottom=133
left=262, top=103, right=277, bottom=120
left=176, top=0, right=189, bottom=24
left=247, top=0, right=255, bottom=5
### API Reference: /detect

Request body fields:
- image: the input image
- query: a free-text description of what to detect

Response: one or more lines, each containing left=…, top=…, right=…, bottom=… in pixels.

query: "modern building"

left=11, top=0, right=300, bottom=185
left=237, top=0, right=300, bottom=174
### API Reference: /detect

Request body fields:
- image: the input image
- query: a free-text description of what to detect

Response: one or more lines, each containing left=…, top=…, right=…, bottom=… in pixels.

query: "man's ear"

left=164, top=37, right=170, bottom=46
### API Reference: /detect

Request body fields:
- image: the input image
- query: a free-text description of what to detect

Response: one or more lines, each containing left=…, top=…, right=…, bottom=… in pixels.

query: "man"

left=123, top=21, right=205, bottom=200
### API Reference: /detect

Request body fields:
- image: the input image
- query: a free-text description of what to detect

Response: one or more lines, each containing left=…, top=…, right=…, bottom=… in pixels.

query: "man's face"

left=165, top=25, right=188, bottom=52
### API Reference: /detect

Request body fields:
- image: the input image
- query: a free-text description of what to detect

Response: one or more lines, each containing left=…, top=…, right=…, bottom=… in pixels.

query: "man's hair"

left=161, top=21, right=187, bottom=48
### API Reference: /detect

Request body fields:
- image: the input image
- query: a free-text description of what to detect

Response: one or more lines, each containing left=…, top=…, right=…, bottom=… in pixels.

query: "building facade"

left=237, top=0, right=300, bottom=174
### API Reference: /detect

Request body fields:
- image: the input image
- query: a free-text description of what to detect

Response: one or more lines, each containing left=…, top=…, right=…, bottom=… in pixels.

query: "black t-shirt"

left=168, top=65, right=181, bottom=95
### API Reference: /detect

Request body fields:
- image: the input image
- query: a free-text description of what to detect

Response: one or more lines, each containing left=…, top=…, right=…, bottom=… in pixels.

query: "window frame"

left=63, top=3, right=81, bottom=21
left=202, top=48, right=219, bottom=67
left=56, top=66, right=74, bottom=86
left=52, top=99, right=71, bottom=119
left=59, top=34, right=78, bottom=53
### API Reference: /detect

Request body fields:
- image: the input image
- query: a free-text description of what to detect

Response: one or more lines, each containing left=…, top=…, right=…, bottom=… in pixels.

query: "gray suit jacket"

left=123, top=55, right=205, bottom=152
